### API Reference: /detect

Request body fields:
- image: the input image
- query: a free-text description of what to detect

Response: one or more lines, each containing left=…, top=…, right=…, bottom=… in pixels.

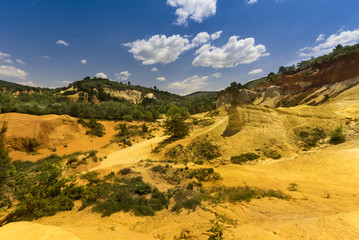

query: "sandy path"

left=91, top=135, right=167, bottom=170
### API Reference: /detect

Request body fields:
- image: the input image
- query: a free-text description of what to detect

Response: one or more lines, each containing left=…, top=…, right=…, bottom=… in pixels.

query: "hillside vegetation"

left=0, top=77, right=216, bottom=121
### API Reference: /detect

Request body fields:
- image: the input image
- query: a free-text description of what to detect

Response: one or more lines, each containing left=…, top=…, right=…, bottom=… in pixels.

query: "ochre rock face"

left=218, top=53, right=359, bottom=107
left=253, top=53, right=359, bottom=94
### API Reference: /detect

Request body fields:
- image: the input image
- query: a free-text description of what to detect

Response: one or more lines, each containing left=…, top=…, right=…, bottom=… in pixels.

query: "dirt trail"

left=91, top=135, right=167, bottom=170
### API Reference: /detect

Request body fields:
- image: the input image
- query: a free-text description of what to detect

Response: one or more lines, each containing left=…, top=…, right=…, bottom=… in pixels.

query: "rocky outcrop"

left=103, top=87, right=156, bottom=104
left=0, top=113, right=84, bottom=151
left=216, top=89, right=258, bottom=108
left=252, top=53, right=359, bottom=107
left=217, top=53, right=359, bottom=108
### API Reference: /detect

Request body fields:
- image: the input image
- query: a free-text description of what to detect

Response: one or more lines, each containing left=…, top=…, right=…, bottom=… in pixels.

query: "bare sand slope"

left=0, top=222, right=81, bottom=240
left=91, top=135, right=167, bottom=170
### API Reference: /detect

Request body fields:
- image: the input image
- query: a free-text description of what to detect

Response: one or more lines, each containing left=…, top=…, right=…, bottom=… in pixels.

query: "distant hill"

left=0, top=77, right=217, bottom=120
left=57, top=77, right=182, bottom=104
left=185, top=91, right=219, bottom=98
left=0, top=80, right=45, bottom=93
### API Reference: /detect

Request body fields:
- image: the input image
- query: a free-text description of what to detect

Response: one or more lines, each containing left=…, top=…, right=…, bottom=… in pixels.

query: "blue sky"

left=1, top=0, right=359, bottom=94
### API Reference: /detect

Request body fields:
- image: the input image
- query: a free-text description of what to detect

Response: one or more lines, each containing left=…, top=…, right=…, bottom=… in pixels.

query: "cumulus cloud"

left=16, top=59, right=25, bottom=65
left=248, top=69, right=263, bottom=75
left=192, top=36, right=268, bottom=68
left=247, top=0, right=258, bottom=4
left=211, top=30, right=222, bottom=40
left=151, top=67, right=158, bottom=72
left=56, top=40, right=69, bottom=46
left=42, top=55, right=50, bottom=59
left=81, top=59, right=87, bottom=64
left=124, top=34, right=192, bottom=65
left=115, top=71, right=131, bottom=81
left=95, top=72, right=108, bottom=79
left=212, top=72, right=222, bottom=78
left=192, top=32, right=210, bottom=46
left=0, top=65, right=29, bottom=80
left=156, top=77, right=166, bottom=81
left=167, top=0, right=217, bottom=26
left=169, top=75, right=208, bottom=95
left=125, top=31, right=223, bottom=65
left=299, top=28, right=359, bottom=57
left=316, top=34, right=325, bottom=42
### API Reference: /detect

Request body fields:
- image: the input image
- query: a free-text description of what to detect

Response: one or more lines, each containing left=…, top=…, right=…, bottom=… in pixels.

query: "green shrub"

left=188, top=168, right=221, bottom=182
left=230, top=153, right=259, bottom=164
left=330, top=126, right=346, bottom=145
left=25, top=138, right=40, bottom=152
left=263, top=149, right=281, bottom=159
left=203, top=186, right=290, bottom=204
left=90, top=177, right=169, bottom=217
left=298, top=128, right=326, bottom=149
left=151, top=165, right=168, bottom=174
left=207, top=219, right=224, bottom=240
left=188, top=138, right=221, bottom=161
left=287, top=183, right=298, bottom=191
left=78, top=118, right=105, bottom=137
left=119, top=168, right=132, bottom=175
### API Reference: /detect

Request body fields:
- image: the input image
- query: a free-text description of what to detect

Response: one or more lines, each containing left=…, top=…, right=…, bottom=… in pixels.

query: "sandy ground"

left=1, top=85, right=359, bottom=239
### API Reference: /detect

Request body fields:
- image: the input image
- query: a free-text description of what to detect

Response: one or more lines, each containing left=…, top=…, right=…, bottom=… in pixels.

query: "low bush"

left=230, top=153, right=259, bottom=164
left=188, top=138, right=221, bottom=161
left=263, top=149, right=281, bottom=159
left=90, top=177, right=169, bottom=217
left=119, top=168, right=132, bottom=175
left=298, top=128, right=326, bottom=149
left=330, top=126, right=346, bottom=145
left=188, top=168, right=221, bottom=182
left=203, top=186, right=290, bottom=204
left=24, top=138, right=40, bottom=152
left=78, top=118, right=105, bottom=137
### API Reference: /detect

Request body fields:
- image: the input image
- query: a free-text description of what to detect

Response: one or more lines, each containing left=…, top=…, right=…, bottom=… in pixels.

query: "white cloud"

left=316, top=34, right=325, bottom=42
left=42, top=55, right=50, bottom=59
left=299, top=28, right=359, bottom=57
left=156, top=76, right=166, bottom=81
left=56, top=40, right=69, bottom=46
left=211, top=30, right=222, bottom=40
left=247, top=0, right=258, bottom=4
left=16, top=59, right=26, bottom=65
left=151, top=67, right=158, bottom=72
left=248, top=69, right=263, bottom=75
left=0, top=65, right=29, bottom=80
left=192, top=36, right=268, bottom=68
left=19, top=81, right=35, bottom=87
left=125, top=31, right=223, bottom=65
left=167, top=0, right=217, bottom=26
left=212, top=72, right=222, bottom=78
left=4, top=59, right=13, bottom=64
left=169, top=75, right=208, bottom=95
left=115, top=71, right=131, bottom=81
left=0, top=51, right=11, bottom=60
left=95, top=72, right=108, bottom=79
left=192, top=32, right=210, bottom=46
left=124, top=34, right=191, bottom=65
left=81, top=59, right=87, bottom=64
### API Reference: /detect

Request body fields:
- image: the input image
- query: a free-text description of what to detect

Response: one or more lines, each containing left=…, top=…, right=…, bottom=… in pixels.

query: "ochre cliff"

left=217, top=53, right=359, bottom=108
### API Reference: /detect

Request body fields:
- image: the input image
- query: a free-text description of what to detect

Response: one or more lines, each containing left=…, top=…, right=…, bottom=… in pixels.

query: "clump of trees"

left=164, top=106, right=190, bottom=139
